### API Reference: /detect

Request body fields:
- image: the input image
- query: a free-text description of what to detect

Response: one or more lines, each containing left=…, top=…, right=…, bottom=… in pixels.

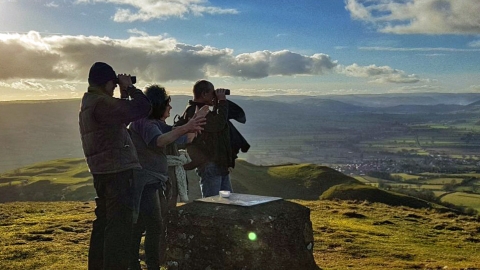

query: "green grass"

left=417, top=184, right=445, bottom=190
left=1, top=200, right=478, bottom=270
left=320, top=183, right=434, bottom=209
left=0, top=202, right=92, bottom=270
left=422, top=178, right=462, bottom=184
left=0, top=159, right=479, bottom=269
left=440, top=192, right=480, bottom=212
left=0, top=158, right=89, bottom=184
left=391, top=173, right=420, bottom=181
left=353, top=175, right=384, bottom=183
left=305, top=199, right=480, bottom=270
left=0, top=158, right=94, bottom=202
left=229, top=160, right=360, bottom=200
left=4, top=158, right=479, bottom=211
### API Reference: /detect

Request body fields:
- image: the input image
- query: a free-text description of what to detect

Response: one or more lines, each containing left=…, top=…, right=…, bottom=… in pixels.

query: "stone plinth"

left=166, top=195, right=319, bottom=270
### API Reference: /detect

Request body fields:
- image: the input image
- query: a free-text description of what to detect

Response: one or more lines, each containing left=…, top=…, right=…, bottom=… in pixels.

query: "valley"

left=1, top=93, right=480, bottom=213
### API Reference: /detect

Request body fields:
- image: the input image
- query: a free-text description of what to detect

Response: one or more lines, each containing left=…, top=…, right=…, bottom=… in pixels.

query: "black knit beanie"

left=88, top=62, right=117, bottom=85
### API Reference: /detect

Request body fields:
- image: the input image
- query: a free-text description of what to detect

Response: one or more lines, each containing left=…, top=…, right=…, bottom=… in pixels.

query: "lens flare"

left=248, top=232, right=257, bottom=241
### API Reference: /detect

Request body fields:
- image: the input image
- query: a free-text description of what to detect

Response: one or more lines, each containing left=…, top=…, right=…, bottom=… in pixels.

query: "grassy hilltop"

left=0, top=201, right=479, bottom=270
left=0, top=158, right=479, bottom=269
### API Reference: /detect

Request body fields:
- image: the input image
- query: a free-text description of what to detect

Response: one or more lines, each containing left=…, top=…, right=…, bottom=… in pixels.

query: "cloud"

left=341, top=63, right=420, bottom=83
left=127, top=28, right=149, bottom=37
left=0, top=32, right=65, bottom=80
left=468, top=40, right=480, bottom=48
left=45, top=1, right=59, bottom=8
left=396, top=84, right=442, bottom=92
left=359, top=46, right=480, bottom=52
left=12, top=81, right=48, bottom=92
left=210, top=50, right=339, bottom=79
left=0, top=31, right=417, bottom=85
left=75, top=0, right=238, bottom=22
left=345, top=0, right=480, bottom=35
left=471, top=85, right=480, bottom=91
left=205, top=32, right=224, bottom=37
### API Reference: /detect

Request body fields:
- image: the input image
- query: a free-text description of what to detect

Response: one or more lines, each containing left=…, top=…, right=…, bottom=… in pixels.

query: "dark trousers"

left=158, top=187, right=169, bottom=266
left=130, top=184, right=163, bottom=270
left=88, top=170, right=135, bottom=270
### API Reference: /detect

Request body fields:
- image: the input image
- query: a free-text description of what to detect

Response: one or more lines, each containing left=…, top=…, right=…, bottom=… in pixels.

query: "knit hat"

left=88, top=62, right=117, bottom=85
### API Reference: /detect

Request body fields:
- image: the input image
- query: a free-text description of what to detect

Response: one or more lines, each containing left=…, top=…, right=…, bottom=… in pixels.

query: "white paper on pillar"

left=195, top=193, right=283, bottom=207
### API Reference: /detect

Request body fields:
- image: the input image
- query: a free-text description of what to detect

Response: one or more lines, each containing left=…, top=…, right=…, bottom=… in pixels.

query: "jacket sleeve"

left=94, top=88, right=151, bottom=125
left=203, top=100, right=228, bottom=132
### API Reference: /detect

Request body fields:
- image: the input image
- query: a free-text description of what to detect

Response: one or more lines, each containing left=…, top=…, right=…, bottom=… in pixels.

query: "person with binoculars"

left=79, top=62, right=151, bottom=270
left=175, top=80, right=234, bottom=198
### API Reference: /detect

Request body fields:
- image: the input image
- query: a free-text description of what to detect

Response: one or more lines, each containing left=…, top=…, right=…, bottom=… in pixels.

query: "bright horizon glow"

left=0, top=0, right=479, bottom=101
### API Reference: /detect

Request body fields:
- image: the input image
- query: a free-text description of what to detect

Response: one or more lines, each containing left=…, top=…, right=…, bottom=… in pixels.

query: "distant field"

left=418, top=184, right=445, bottom=190
left=391, top=173, right=420, bottom=181
left=422, top=178, right=462, bottom=184
left=353, top=171, right=480, bottom=212
left=420, top=172, right=480, bottom=178
left=353, top=176, right=383, bottom=183
left=440, top=192, right=480, bottom=212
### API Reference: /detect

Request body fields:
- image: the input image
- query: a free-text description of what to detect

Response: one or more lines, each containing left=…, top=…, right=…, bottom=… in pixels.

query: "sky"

left=0, top=0, right=479, bottom=101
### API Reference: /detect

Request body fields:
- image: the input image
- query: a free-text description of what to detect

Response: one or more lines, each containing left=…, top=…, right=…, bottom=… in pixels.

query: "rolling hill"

left=0, top=158, right=443, bottom=212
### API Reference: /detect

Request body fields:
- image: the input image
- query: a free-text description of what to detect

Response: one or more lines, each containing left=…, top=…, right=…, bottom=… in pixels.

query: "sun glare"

left=248, top=232, right=257, bottom=241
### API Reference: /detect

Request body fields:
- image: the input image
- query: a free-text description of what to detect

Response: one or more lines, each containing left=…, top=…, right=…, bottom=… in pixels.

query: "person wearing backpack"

left=175, top=80, right=234, bottom=198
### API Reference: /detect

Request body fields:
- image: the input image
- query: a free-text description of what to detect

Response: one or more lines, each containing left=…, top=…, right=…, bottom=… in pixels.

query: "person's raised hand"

left=118, top=74, right=133, bottom=98
left=195, top=105, right=210, bottom=118
left=185, top=114, right=206, bottom=134
left=215, top=88, right=228, bottom=101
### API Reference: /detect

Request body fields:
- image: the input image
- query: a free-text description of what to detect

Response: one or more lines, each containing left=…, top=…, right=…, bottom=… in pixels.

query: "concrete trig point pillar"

left=166, top=193, right=320, bottom=270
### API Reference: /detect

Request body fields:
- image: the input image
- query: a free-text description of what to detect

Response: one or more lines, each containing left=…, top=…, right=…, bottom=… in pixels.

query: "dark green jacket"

left=176, top=100, right=233, bottom=170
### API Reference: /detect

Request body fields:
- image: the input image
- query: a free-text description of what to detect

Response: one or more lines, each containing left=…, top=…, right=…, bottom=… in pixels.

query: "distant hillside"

left=2, top=93, right=480, bottom=173
left=465, top=99, right=480, bottom=114
left=319, top=93, right=480, bottom=107
left=379, top=104, right=465, bottom=114
left=321, top=183, right=433, bottom=209
left=231, top=160, right=361, bottom=200
left=0, top=99, right=84, bottom=172
left=0, top=158, right=442, bottom=211
left=245, top=93, right=480, bottom=107
left=0, top=97, right=193, bottom=173
left=293, top=98, right=369, bottom=113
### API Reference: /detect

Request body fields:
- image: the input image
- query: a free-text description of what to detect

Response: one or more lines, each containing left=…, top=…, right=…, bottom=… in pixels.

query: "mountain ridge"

left=2, top=93, right=480, bottom=172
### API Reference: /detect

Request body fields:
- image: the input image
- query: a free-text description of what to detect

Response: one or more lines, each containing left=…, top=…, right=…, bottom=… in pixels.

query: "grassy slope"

left=320, top=184, right=434, bottom=209
left=303, top=199, right=480, bottom=270
left=0, top=159, right=479, bottom=269
left=0, top=158, right=465, bottom=211
left=0, top=158, right=95, bottom=201
left=0, top=202, right=92, bottom=270
left=441, top=192, right=480, bottom=212
left=0, top=158, right=362, bottom=202
left=0, top=158, right=90, bottom=185
left=0, top=201, right=479, bottom=270
left=231, top=160, right=361, bottom=200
